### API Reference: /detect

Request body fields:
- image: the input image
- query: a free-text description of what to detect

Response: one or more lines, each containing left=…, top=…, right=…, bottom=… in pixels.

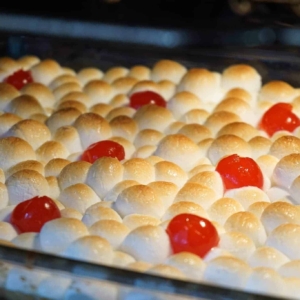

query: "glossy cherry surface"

left=129, top=91, right=166, bottom=109
left=4, top=69, right=33, bottom=90
left=166, top=213, right=219, bottom=258
left=81, top=140, right=125, bottom=163
left=259, top=102, right=300, bottom=136
left=10, top=196, right=61, bottom=233
left=216, top=154, right=263, bottom=190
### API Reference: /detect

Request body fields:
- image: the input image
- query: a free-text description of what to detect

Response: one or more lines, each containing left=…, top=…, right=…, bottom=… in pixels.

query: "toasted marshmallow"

left=208, top=198, right=244, bottom=225
left=83, top=80, right=113, bottom=105
left=246, top=268, right=285, bottom=297
left=188, top=171, right=224, bottom=198
left=290, top=175, right=300, bottom=204
left=103, top=67, right=129, bottom=84
left=59, top=183, right=99, bottom=214
left=224, top=88, right=252, bottom=104
left=86, top=157, right=123, bottom=198
left=129, top=65, right=150, bottom=81
left=122, top=214, right=160, bottom=231
left=248, top=246, right=289, bottom=269
left=58, top=161, right=91, bottom=190
left=178, top=124, right=212, bottom=144
left=64, top=235, right=113, bottom=264
left=39, top=218, right=89, bottom=253
left=50, top=74, right=81, bottom=90
left=60, top=207, right=82, bottom=220
left=224, top=211, right=266, bottom=246
left=111, top=137, right=135, bottom=159
left=0, top=182, right=8, bottom=210
left=21, top=82, right=56, bottom=109
left=53, top=82, right=82, bottom=101
left=30, top=59, right=62, bottom=85
left=189, top=163, right=214, bottom=177
left=46, top=108, right=81, bottom=134
left=208, top=135, right=251, bottom=165
left=7, top=119, right=51, bottom=150
left=36, top=141, right=69, bottom=164
left=89, top=103, right=113, bottom=118
left=177, top=68, right=220, bottom=103
left=259, top=81, right=296, bottom=103
left=89, top=219, right=130, bottom=249
left=162, top=201, right=208, bottom=221
left=0, top=113, right=21, bottom=137
left=157, top=80, right=176, bottom=101
left=219, top=231, right=255, bottom=260
left=0, top=222, right=17, bottom=241
left=112, top=77, right=138, bottom=96
left=120, top=225, right=171, bottom=264
left=59, top=91, right=92, bottom=107
left=133, top=104, right=174, bottom=132
left=18, top=55, right=40, bottom=70
left=167, top=91, right=202, bottom=119
left=165, top=121, right=185, bottom=134
left=74, top=113, right=112, bottom=149
left=112, top=251, right=135, bottom=266
left=44, top=158, right=70, bottom=177
left=248, top=136, right=272, bottom=159
left=6, top=169, right=49, bottom=205
left=279, top=260, right=300, bottom=278
left=180, top=108, right=209, bottom=124
left=133, top=145, right=156, bottom=159
left=0, top=57, right=20, bottom=72
left=224, top=187, right=270, bottom=209
left=0, top=83, right=20, bottom=111
left=109, top=115, right=138, bottom=142
left=284, top=277, right=300, bottom=299
left=266, top=224, right=300, bottom=260
left=204, top=111, right=241, bottom=136
left=247, top=201, right=270, bottom=219
left=0, top=137, right=36, bottom=171
left=151, top=60, right=187, bottom=84
left=56, top=100, right=87, bottom=114
left=11, top=232, right=41, bottom=251
left=261, top=202, right=300, bottom=234
left=128, top=80, right=160, bottom=97
left=109, top=94, right=129, bottom=108
left=147, top=264, right=186, bottom=280
left=204, top=256, right=251, bottom=289
left=82, top=203, right=122, bottom=227
left=256, top=154, right=279, bottom=180
left=273, top=153, right=300, bottom=190
left=62, top=67, right=76, bottom=76
left=6, top=160, right=44, bottom=179
left=103, top=180, right=139, bottom=202
left=270, top=136, right=300, bottom=159
left=77, top=68, right=103, bottom=86
left=46, top=176, right=61, bottom=199
left=174, top=182, right=218, bottom=210
left=106, top=107, right=136, bottom=122
left=154, top=134, right=201, bottom=171
left=221, top=64, right=261, bottom=93
left=0, top=169, right=4, bottom=183
left=114, top=184, right=164, bottom=218
left=8, top=95, right=44, bottom=118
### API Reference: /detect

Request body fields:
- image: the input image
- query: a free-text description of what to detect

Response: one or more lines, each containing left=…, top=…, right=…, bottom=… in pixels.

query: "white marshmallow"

left=11, top=232, right=41, bottom=251
left=0, top=182, right=8, bottom=210
left=123, top=214, right=160, bottom=230
left=0, top=205, right=15, bottom=222
left=36, top=141, right=69, bottom=164
left=60, top=208, right=82, bottom=220
left=279, top=260, right=300, bottom=278
left=112, top=251, right=135, bottom=267
left=247, top=201, right=270, bottom=219
left=0, top=222, right=17, bottom=241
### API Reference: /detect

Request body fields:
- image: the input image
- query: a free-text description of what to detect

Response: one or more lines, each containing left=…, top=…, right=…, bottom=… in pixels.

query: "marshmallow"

left=53, top=82, right=82, bottom=101
left=58, top=161, right=91, bottom=190
left=6, top=169, right=49, bottom=205
left=127, top=261, right=152, bottom=272
left=0, top=183, right=8, bottom=210
left=6, top=119, right=51, bottom=150
left=39, top=218, right=89, bottom=253
left=269, top=135, right=300, bottom=160
left=109, top=136, right=135, bottom=159
left=77, top=68, right=103, bottom=86
left=8, top=95, right=44, bottom=118
left=50, top=74, right=81, bottom=90
left=46, top=176, right=60, bottom=199
left=59, top=91, right=92, bottom=107
left=162, top=201, right=208, bottom=222
left=56, top=100, right=87, bottom=114
left=204, top=256, right=251, bottom=289
left=103, top=67, right=129, bottom=84
left=247, top=201, right=270, bottom=219
left=109, top=115, right=138, bottom=142
left=133, top=145, right=156, bottom=159
left=74, top=113, right=112, bottom=149
left=248, top=136, right=272, bottom=159
left=36, top=141, right=69, bottom=164
left=224, top=88, right=252, bottom=104
left=89, top=103, right=113, bottom=117
left=261, top=201, right=300, bottom=234
left=106, top=107, right=136, bottom=121
left=82, top=203, right=122, bottom=227
left=256, top=154, right=279, bottom=180
left=120, top=225, right=171, bottom=264
left=112, top=77, right=138, bottom=95
left=64, top=235, right=113, bottom=264
left=114, top=184, right=164, bottom=218
left=134, top=129, right=164, bottom=148
left=189, top=161, right=214, bottom=177
left=89, top=219, right=130, bottom=249
left=109, top=94, right=129, bottom=107
left=83, top=80, right=113, bottom=105
left=86, top=157, right=124, bottom=198
left=146, top=264, right=186, bottom=280
left=60, top=208, right=82, bottom=220
left=259, top=81, right=296, bottom=103
left=18, top=55, right=40, bottom=70
left=0, top=113, right=21, bottom=137
left=224, top=211, right=267, bottom=246
left=0, top=83, right=20, bottom=111
left=11, top=232, right=41, bottom=251
left=219, top=231, right=255, bottom=261
left=248, top=246, right=289, bottom=269
left=178, top=124, right=212, bottom=143
left=208, top=135, right=252, bottom=166
left=0, top=57, right=19, bottom=72
left=157, top=80, right=176, bottom=101
left=279, top=260, right=300, bottom=278
left=283, top=277, right=300, bottom=299
left=112, top=251, right=135, bottom=267
left=180, top=109, right=209, bottom=124
left=122, top=214, right=160, bottom=230
left=128, top=65, right=150, bottom=81
left=266, top=224, right=300, bottom=260
left=208, top=198, right=244, bottom=225
left=6, top=160, right=44, bottom=178
left=0, top=222, right=17, bottom=241
left=0, top=205, right=15, bottom=222
left=44, top=158, right=70, bottom=177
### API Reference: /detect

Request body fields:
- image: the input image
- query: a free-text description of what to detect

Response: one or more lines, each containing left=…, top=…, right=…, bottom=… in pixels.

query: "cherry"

left=166, top=213, right=219, bottom=258
left=10, top=196, right=61, bottom=233
left=259, top=102, right=300, bottom=137
left=4, top=69, right=33, bottom=90
left=216, top=154, right=263, bottom=190
left=129, top=91, right=166, bottom=109
left=81, top=140, right=125, bottom=163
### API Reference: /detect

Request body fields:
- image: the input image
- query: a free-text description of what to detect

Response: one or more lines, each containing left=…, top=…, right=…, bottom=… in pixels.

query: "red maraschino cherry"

left=4, top=69, right=33, bottom=90
left=129, top=91, right=166, bottom=110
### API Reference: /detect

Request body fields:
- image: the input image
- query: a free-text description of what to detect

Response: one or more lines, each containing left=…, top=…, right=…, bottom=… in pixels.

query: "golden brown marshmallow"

left=0, top=137, right=36, bottom=171
left=6, top=169, right=49, bottom=205
left=74, top=113, right=112, bottom=149
left=208, top=134, right=252, bottom=166
left=147, top=264, right=186, bottom=280
left=46, top=176, right=61, bottom=200
left=180, top=108, right=209, bottom=124
left=109, top=136, right=135, bottom=159
left=157, top=80, right=176, bottom=101
left=269, top=135, right=300, bottom=159
left=103, top=67, right=129, bottom=84
left=134, top=129, right=164, bottom=148
left=49, top=74, right=81, bottom=91
left=178, top=123, right=212, bottom=143
left=17, top=55, right=40, bottom=70
left=83, top=80, right=114, bottom=105
left=109, top=115, right=138, bottom=142
left=122, top=214, right=160, bottom=230
left=279, top=260, right=300, bottom=278
left=53, top=82, right=82, bottom=101
left=58, top=161, right=91, bottom=190
left=0, top=113, right=22, bottom=137
left=103, top=180, right=139, bottom=202
left=59, top=91, right=92, bottom=107
left=36, top=141, right=69, bottom=164
left=224, top=88, right=252, bottom=104
left=0, top=83, right=20, bottom=111
left=77, top=67, right=103, bottom=86
left=112, top=77, right=138, bottom=95
left=7, top=119, right=51, bottom=150
left=129, top=65, right=150, bottom=81
left=44, top=158, right=70, bottom=177
left=248, top=136, right=272, bottom=159
left=106, top=107, right=135, bottom=121
left=247, top=201, right=270, bottom=219
left=30, top=59, right=62, bottom=86
left=0, top=57, right=20, bottom=73
left=128, top=80, right=160, bottom=96
left=6, top=160, right=44, bottom=178
left=259, top=81, right=296, bottom=103
left=109, top=94, right=129, bottom=107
